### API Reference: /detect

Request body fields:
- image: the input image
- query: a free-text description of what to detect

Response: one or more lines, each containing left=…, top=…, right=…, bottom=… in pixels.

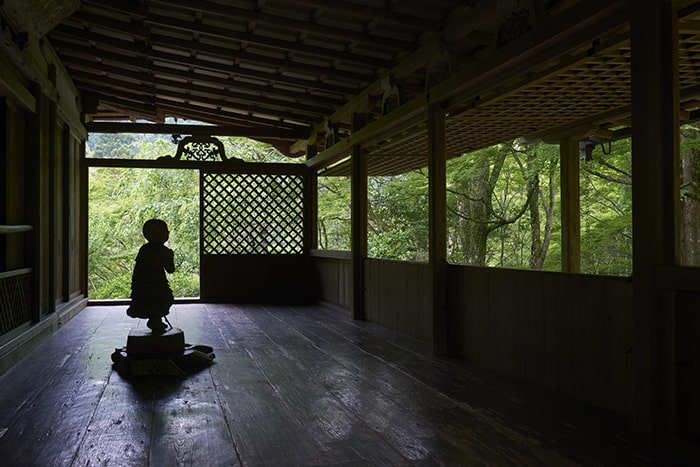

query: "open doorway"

left=87, top=167, right=200, bottom=300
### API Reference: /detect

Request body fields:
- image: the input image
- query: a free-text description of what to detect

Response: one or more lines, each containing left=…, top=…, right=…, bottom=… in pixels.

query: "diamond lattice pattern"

left=202, top=172, right=304, bottom=255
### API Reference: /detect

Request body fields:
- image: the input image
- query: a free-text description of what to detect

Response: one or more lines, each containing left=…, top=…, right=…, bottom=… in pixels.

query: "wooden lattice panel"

left=201, top=172, right=304, bottom=255
left=0, top=270, right=32, bottom=336
left=365, top=26, right=700, bottom=169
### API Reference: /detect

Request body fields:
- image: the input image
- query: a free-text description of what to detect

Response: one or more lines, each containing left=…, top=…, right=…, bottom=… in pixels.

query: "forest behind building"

left=87, top=127, right=700, bottom=299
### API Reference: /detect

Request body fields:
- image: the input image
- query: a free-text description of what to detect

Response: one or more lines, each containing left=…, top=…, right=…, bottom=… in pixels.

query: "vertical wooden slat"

left=630, top=0, right=680, bottom=434
left=428, top=104, right=447, bottom=354
left=560, top=138, right=580, bottom=273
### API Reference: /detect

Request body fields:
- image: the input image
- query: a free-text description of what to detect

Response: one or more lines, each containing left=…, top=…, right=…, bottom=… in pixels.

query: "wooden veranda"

left=0, top=303, right=688, bottom=466
left=1, top=0, right=700, bottom=462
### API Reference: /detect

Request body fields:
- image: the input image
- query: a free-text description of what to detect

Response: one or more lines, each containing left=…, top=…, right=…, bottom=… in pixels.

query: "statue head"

left=142, top=218, right=169, bottom=244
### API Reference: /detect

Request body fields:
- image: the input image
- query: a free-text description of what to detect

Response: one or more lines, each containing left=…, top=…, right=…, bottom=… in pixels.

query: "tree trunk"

left=458, top=161, right=491, bottom=266
left=680, top=127, right=700, bottom=265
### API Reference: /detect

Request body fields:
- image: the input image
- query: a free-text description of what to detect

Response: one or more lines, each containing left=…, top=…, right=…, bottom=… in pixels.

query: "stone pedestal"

left=126, top=327, right=185, bottom=357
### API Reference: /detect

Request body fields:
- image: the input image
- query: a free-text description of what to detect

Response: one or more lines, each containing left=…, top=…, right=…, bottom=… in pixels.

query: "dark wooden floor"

left=0, top=303, right=690, bottom=466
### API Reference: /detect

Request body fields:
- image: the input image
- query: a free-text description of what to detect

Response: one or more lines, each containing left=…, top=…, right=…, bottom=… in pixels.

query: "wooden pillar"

left=350, top=143, right=367, bottom=320
left=428, top=104, right=447, bottom=354
left=630, top=0, right=680, bottom=434
left=560, top=138, right=580, bottom=273
left=80, top=142, right=88, bottom=297
left=303, top=145, right=318, bottom=301
left=304, top=144, right=318, bottom=251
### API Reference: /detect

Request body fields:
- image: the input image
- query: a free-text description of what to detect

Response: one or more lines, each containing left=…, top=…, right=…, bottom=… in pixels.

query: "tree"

left=446, top=141, right=556, bottom=269
left=681, top=123, right=700, bottom=265
left=367, top=171, right=429, bottom=261
left=88, top=133, right=137, bottom=159
left=87, top=134, right=300, bottom=299
left=579, top=139, right=632, bottom=275
left=317, top=176, right=351, bottom=250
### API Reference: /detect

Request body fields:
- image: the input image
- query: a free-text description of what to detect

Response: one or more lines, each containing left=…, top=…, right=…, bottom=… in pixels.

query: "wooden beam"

left=441, top=0, right=628, bottom=114
left=52, top=31, right=359, bottom=96
left=560, top=139, right=580, bottom=273
left=306, top=0, right=628, bottom=171
left=287, top=0, right=444, bottom=30
left=146, top=0, right=413, bottom=50
left=299, top=2, right=490, bottom=146
left=68, top=66, right=332, bottom=118
left=84, top=122, right=308, bottom=140
left=0, top=53, right=36, bottom=113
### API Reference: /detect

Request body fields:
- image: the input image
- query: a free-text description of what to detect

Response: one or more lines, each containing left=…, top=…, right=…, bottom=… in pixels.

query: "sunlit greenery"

left=89, top=127, right=700, bottom=298
left=87, top=135, right=297, bottom=299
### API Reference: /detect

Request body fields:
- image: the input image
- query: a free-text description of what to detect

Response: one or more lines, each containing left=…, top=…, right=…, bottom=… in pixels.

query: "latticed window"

left=202, top=172, right=304, bottom=254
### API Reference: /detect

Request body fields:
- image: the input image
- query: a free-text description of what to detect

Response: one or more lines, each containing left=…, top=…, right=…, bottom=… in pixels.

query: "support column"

left=350, top=143, right=367, bottom=321
left=304, top=144, right=318, bottom=251
left=428, top=104, right=447, bottom=354
left=560, top=138, right=580, bottom=273
left=630, top=0, right=680, bottom=434
left=304, top=145, right=318, bottom=302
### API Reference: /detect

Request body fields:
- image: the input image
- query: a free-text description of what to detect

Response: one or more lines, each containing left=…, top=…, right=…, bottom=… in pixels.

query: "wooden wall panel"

left=312, top=253, right=352, bottom=310
left=447, top=266, right=490, bottom=366
left=604, top=279, right=634, bottom=415
left=676, top=290, right=700, bottom=440
left=2, top=99, right=27, bottom=271
left=448, top=265, right=633, bottom=416
left=364, top=259, right=432, bottom=343
left=201, top=254, right=311, bottom=303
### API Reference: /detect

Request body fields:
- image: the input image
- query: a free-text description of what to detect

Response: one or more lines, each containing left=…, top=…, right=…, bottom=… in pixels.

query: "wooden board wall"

left=447, top=265, right=634, bottom=417
left=311, top=252, right=352, bottom=310
left=365, top=258, right=432, bottom=343
left=1, top=98, right=26, bottom=271
left=200, top=254, right=311, bottom=303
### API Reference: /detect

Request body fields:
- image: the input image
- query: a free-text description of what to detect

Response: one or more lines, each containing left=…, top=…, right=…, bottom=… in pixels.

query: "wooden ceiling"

left=5, top=0, right=700, bottom=174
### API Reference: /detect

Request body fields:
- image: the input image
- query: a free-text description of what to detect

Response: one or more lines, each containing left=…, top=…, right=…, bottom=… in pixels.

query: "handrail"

left=0, top=225, right=32, bottom=234
left=0, top=268, right=32, bottom=280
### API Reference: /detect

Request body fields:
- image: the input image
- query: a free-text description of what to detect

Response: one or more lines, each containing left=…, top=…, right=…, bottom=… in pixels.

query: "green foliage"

left=221, top=137, right=301, bottom=163
left=579, top=139, right=632, bottom=275
left=88, top=134, right=298, bottom=299
left=88, top=166, right=200, bottom=299
left=87, top=127, right=658, bottom=285
left=317, top=176, right=351, bottom=250
left=317, top=139, right=633, bottom=276
left=87, top=133, right=138, bottom=159
left=368, top=171, right=429, bottom=261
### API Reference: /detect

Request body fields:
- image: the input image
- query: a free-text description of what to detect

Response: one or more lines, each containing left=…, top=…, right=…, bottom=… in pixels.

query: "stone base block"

left=126, top=327, right=185, bottom=357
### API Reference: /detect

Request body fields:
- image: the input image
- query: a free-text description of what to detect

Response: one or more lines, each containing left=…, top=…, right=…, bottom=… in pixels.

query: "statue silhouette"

left=126, top=219, right=175, bottom=333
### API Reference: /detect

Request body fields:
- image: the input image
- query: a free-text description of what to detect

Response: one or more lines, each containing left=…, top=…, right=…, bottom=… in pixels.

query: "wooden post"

left=304, top=144, right=318, bottom=251
left=428, top=103, right=447, bottom=354
left=304, top=144, right=318, bottom=302
left=560, top=138, right=580, bottom=273
left=351, top=114, right=368, bottom=320
left=80, top=140, right=88, bottom=297
left=630, top=0, right=680, bottom=434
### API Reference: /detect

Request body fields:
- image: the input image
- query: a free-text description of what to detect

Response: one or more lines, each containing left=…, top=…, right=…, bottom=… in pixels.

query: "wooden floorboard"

left=0, top=303, right=689, bottom=466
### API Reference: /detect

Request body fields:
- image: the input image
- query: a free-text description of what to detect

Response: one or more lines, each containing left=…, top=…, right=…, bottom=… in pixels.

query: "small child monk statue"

left=126, top=219, right=175, bottom=333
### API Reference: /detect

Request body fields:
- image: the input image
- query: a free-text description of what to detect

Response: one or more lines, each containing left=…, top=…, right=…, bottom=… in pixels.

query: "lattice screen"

left=202, top=172, right=304, bottom=254
left=0, top=270, right=32, bottom=335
